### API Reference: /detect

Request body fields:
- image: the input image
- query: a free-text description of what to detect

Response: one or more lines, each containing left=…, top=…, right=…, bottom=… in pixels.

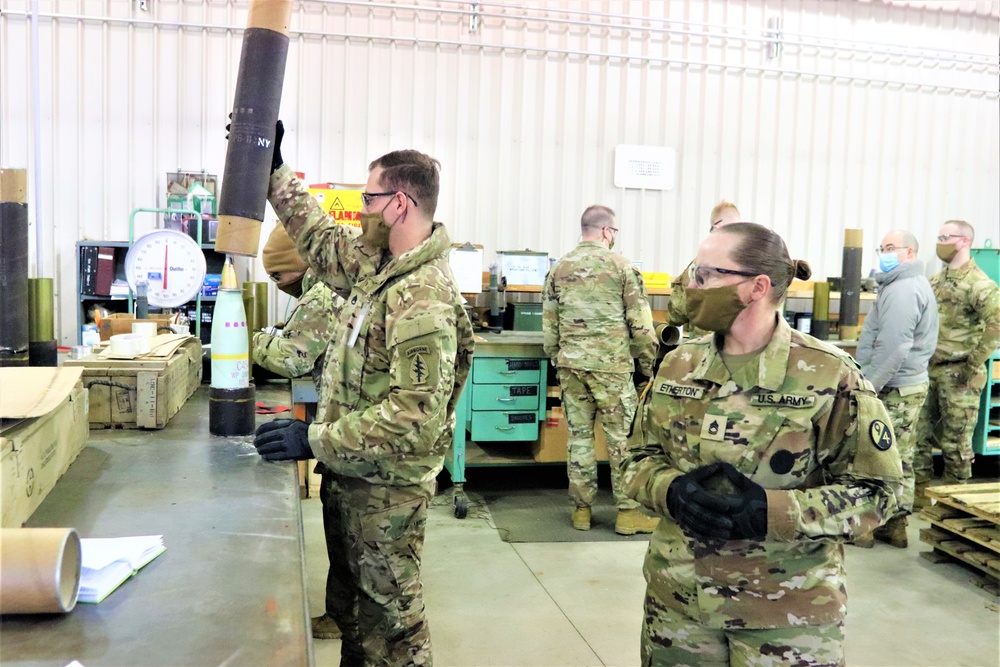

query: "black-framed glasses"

left=876, top=244, right=910, bottom=254
left=688, top=264, right=759, bottom=286
left=361, top=191, right=419, bottom=208
left=937, top=234, right=966, bottom=242
left=604, top=225, right=619, bottom=234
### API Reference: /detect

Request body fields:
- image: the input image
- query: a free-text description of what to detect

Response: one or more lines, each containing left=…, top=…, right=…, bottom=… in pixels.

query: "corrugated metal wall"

left=2, top=0, right=998, bottom=343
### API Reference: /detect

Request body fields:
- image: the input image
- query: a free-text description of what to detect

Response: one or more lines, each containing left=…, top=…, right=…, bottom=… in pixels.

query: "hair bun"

left=792, top=259, right=812, bottom=281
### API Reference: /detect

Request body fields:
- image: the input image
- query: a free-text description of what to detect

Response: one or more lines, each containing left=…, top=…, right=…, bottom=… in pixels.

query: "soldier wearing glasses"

left=666, top=200, right=742, bottom=337
left=252, top=122, right=474, bottom=666
left=623, top=223, right=901, bottom=665
left=913, top=220, right=1000, bottom=502
left=855, top=230, right=938, bottom=547
left=542, top=205, right=659, bottom=534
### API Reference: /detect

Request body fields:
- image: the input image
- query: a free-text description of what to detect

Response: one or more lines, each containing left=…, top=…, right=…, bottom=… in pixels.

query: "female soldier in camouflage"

left=623, top=223, right=902, bottom=666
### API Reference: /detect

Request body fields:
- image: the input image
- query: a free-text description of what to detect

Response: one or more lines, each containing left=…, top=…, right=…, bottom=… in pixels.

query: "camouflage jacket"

left=930, top=258, right=1000, bottom=369
left=542, top=241, right=657, bottom=375
left=268, top=165, right=475, bottom=492
left=252, top=272, right=341, bottom=381
left=623, top=316, right=902, bottom=629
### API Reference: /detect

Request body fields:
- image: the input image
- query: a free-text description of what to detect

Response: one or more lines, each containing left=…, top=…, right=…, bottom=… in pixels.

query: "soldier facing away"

left=623, top=223, right=901, bottom=665
left=542, top=205, right=659, bottom=535
left=913, top=220, right=1000, bottom=501
left=252, top=122, right=474, bottom=667
left=855, top=230, right=938, bottom=547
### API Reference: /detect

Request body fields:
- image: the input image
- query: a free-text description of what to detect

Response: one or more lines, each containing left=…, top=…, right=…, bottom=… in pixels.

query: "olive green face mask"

left=685, top=284, right=749, bottom=332
left=359, top=211, right=392, bottom=250
left=936, top=242, right=959, bottom=263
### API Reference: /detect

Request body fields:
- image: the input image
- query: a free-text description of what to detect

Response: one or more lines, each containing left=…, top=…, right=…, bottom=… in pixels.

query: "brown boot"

left=874, top=516, right=908, bottom=548
left=311, top=613, right=342, bottom=640
left=912, top=482, right=931, bottom=510
left=572, top=506, right=592, bottom=531
left=615, top=509, right=660, bottom=535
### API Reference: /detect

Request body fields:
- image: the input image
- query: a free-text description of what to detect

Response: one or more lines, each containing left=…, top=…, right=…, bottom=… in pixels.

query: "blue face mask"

left=878, top=252, right=900, bottom=273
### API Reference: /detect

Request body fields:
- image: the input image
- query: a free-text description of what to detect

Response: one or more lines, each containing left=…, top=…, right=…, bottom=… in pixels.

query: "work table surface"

left=0, top=386, right=311, bottom=667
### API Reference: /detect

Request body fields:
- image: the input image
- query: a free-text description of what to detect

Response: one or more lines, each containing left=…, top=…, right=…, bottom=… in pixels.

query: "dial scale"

left=125, top=229, right=208, bottom=308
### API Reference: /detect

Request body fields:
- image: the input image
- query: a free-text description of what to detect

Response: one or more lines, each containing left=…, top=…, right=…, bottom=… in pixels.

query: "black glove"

left=666, top=462, right=735, bottom=540
left=270, top=119, right=284, bottom=173
left=225, top=116, right=284, bottom=174
left=254, top=418, right=313, bottom=461
left=716, top=462, right=768, bottom=540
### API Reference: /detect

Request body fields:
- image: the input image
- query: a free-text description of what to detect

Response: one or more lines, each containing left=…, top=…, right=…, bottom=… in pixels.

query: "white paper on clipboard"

left=449, top=243, right=484, bottom=294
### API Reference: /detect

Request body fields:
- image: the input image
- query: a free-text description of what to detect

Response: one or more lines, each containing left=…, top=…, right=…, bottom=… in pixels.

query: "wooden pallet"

left=920, top=482, right=1000, bottom=584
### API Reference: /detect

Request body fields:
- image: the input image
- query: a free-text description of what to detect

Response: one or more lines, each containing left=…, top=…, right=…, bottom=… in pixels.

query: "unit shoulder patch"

left=869, top=419, right=894, bottom=451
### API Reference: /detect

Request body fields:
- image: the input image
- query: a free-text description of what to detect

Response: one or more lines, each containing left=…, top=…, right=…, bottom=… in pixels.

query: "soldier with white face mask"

left=855, top=230, right=938, bottom=547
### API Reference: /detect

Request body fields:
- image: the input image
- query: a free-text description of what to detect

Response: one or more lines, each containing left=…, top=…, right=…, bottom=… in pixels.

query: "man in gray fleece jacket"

left=856, top=230, right=939, bottom=547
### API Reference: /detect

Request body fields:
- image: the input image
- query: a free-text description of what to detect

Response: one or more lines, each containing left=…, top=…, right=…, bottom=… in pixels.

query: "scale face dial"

left=125, top=229, right=208, bottom=308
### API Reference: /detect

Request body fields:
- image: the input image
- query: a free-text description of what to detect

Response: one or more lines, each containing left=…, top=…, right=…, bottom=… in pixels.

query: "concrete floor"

left=303, top=487, right=1000, bottom=667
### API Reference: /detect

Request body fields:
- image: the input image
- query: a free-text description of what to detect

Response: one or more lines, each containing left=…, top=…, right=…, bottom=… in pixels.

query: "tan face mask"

left=359, top=202, right=394, bottom=250
left=936, top=242, right=959, bottom=263
left=685, top=284, right=749, bottom=332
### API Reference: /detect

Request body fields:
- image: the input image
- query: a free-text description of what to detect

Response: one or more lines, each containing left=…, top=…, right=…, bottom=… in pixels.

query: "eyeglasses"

left=361, top=191, right=419, bottom=208
left=937, top=234, right=966, bottom=242
left=688, top=264, right=759, bottom=286
left=876, top=244, right=911, bottom=254
left=604, top=226, right=619, bottom=234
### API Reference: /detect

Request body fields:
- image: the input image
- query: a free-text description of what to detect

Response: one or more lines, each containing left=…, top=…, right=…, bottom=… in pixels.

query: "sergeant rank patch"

left=869, top=420, right=893, bottom=451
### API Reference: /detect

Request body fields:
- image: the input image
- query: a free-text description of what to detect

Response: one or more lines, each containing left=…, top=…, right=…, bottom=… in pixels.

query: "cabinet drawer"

left=470, top=410, right=539, bottom=441
left=471, top=383, right=540, bottom=411
left=473, top=357, right=542, bottom=384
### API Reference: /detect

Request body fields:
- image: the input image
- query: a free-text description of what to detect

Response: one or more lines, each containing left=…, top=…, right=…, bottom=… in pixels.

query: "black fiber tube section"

left=29, top=340, right=58, bottom=367
left=218, top=28, right=290, bottom=222
left=0, top=202, right=29, bottom=367
left=209, top=386, right=257, bottom=436
left=840, top=247, right=862, bottom=328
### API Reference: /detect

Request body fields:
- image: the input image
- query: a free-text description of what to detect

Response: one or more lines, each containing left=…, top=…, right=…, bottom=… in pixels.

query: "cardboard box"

left=1, top=368, right=90, bottom=527
left=99, top=313, right=175, bottom=342
left=532, top=411, right=609, bottom=463
left=64, top=338, right=203, bottom=429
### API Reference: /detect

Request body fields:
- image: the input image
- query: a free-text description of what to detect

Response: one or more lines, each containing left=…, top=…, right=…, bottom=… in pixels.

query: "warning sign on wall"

left=307, top=184, right=363, bottom=229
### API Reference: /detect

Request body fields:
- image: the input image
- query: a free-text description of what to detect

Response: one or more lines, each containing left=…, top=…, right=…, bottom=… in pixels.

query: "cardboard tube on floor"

left=0, top=527, right=81, bottom=613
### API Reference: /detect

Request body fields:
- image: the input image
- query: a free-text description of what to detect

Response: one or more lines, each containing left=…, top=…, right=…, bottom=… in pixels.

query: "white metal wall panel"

left=1, top=0, right=997, bottom=343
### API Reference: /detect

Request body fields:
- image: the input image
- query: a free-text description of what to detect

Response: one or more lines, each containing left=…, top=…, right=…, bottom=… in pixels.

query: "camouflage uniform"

left=542, top=240, right=657, bottom=510
left=252, top=271, right=341, bottom=381
left=269, top=164, right=475, bottom=667
left=914, top=258, right=1000, bottom=484
left=623, top=316, right=902, bottom=665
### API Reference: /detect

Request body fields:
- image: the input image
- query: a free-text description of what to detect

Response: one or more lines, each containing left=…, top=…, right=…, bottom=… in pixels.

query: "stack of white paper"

left=79, top=535, right=166, bottom=603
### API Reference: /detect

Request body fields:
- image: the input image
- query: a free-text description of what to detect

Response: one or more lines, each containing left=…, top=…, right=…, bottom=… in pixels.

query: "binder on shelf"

left=80, top=246, right=99, bottom=294
left=95, top=246, right=116, bottom=296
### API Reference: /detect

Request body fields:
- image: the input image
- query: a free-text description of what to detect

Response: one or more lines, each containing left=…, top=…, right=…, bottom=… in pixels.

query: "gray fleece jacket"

left=857, top=259, right=939, bottom=392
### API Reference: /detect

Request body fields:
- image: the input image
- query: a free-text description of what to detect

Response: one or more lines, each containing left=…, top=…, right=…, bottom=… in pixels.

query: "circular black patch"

left=869, top=420, right=893, bottom=451
left=769, top=450, right=795, bottom=475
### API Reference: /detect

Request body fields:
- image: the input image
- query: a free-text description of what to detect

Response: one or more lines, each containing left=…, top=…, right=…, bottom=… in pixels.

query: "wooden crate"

left=65, top=338, right=203, bottom=429
left=1, top=383, right=89, bottom=527
left=920, top=482, right=1000, bottom=582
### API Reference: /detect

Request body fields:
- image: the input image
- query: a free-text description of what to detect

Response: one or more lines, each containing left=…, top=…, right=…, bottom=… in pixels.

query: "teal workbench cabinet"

left=446, top=331, right=548, bottom=518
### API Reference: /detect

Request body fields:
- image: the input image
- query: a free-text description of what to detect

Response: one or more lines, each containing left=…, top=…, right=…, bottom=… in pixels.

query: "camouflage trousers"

left=914, top=362, right=987, bottom=484
left=878, top=382, right=928, bottom=514
left=326, top=475, right=432, bottom=667
left=557, top=368, right=638, bottom=509
left=642, top=596, right=844, bottom=666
